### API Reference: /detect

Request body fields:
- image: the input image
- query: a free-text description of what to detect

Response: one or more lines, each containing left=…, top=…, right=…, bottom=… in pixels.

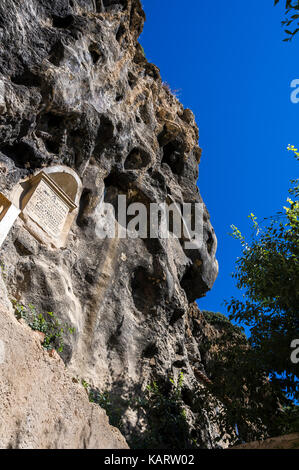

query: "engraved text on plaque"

left=25, top=179, right=70, bottom=239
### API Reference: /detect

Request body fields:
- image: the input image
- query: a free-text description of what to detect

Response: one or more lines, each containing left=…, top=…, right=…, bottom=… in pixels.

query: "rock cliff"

left=0, top=0, right=222, bottom=448
left=0, top=276, right=128, bottom=449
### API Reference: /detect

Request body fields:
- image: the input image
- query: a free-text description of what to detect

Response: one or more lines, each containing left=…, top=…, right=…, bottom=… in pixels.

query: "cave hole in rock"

left=103, top=171, right=125, bottom=212
left=103, top=170, right=121, bottom=190
left=180, top=264, right=206, bottom=303
left=116, top=122, right=123, bottom=133
left=169, top=307, right=185, bottom=326
left=77, top=188, right=92, bottom=227
left=180, top=265, right=196, bottom=299
left=206, top=230, right=214, bottom=255
left=148, top=169, right=167, bottom=193
left=40, top=112, right=64, bottom=130
left=102, top=0, right=128, bottom=10
left=116, top=23, right=126, bottom=42
left=13, top=239, right=32, bottom=257
left=94, top=116, right=114, bottom=156
left=128, top=72, right=138, bottom=89
left=67, top=127, right=89, bottom=168
left=48, top=41, right=65, bottom=66
left=103, top=169, right=142, bottom=233
left=162, top=141, right=185, bottom=176
left=181, top=388, right=194, bottom=407
left=142, top=342, right=159, bottom=359
left=124, top=147, right=151, bottom=170
left=89, top=44, right=102, bottom=64
left=131, top=267, right=159, bottom=314
left=175, top=343, right=184, bottom=355
left=172, top=358, right=186, bottom=369
left=44, top=138, right=60, bottom=155
left=18, top=119, right=32, bottom=140
left=103, top=168, right=138, bottom=195
left=11, top=69, right=41, bottom=87
left=52, top=14, right=74, bottom=29
left=1, top=141, right=40, bottom=168
left=115, top=93, right=124, bottom=102
left=37, top=112, right=65, bottom=155
left=139, top=104, right=151, bottom=125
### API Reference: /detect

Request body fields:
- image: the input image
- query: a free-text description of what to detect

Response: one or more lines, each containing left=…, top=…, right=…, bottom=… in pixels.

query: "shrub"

left=13, top=301, right=75, bottom=353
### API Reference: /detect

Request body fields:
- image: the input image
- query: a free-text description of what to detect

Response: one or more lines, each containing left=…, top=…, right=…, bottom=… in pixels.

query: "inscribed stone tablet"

left=25, top=179, right=69, bottom=238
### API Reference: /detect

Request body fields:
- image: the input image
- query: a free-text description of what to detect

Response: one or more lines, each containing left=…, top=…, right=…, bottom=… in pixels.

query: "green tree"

left=224, top=147, right=299, bottom=432
left=200, top=310, right=292, bottom=443
left=197, top=149, right=298, bottom=444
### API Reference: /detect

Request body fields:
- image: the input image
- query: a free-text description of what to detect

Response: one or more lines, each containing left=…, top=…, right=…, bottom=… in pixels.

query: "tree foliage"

left=129, top=373, right=193, bottom=449
left=200, top=312, right=280, bottom=442
left=219, top=148, right=299, bottom=438
left=86, top=373, right=197, bottom=449
left=275, top=0, right=299, bottom=40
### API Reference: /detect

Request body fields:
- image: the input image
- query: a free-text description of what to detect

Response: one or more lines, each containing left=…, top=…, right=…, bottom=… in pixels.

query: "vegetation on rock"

left=199, top=148, right=299, bottom=441
left=13, top=301, right=75, bottom=353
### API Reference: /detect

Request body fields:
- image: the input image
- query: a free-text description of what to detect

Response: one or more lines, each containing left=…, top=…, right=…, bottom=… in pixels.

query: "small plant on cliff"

left=13, top=301, right=75, bottom=353
left=128, top=372, right=196, bottom=449
left=81, top=380, right=124, bottom=430
left=89, top=388, right=124, bottom=429
left=82, top=372, right=195, bottom=449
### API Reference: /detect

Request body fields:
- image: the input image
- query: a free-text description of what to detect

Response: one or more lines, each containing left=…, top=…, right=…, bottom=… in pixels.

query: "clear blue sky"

left=140, top=0, right=298, bottom=322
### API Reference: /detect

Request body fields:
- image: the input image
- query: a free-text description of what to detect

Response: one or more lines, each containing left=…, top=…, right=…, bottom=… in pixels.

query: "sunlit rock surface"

left=0, top=0, right=221, bottom=448
left=0, top=276, right=128, bottom=449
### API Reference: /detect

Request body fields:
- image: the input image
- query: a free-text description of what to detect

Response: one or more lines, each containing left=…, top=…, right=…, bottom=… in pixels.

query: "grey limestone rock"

left=0, top=0, right=223, bottom=448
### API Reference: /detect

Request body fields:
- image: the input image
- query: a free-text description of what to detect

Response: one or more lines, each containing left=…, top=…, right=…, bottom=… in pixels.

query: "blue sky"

left=140, top=0, right=299, bottom=323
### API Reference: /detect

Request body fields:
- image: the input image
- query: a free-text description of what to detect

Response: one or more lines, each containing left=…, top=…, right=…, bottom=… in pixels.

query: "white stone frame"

left=0, top=193, right=20, bottom=248
left=9, top=165, right=82, bottom=249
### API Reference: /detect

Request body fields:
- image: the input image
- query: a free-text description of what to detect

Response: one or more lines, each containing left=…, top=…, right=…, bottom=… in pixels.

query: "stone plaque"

left=25, top=179, right=71, bottom=239
left=2, top=168, right=80, bottom=249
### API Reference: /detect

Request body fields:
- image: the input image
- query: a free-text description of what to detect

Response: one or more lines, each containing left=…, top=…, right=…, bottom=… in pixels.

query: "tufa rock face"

left=0, top=276, right=128, bottom=449
left=0, top=0, right=220, bottom=448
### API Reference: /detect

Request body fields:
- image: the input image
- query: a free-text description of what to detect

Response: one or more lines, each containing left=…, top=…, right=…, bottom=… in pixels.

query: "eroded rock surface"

left=0, top=0, right=221, bottom=448
left=0, top=277, right=128, bottom=449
